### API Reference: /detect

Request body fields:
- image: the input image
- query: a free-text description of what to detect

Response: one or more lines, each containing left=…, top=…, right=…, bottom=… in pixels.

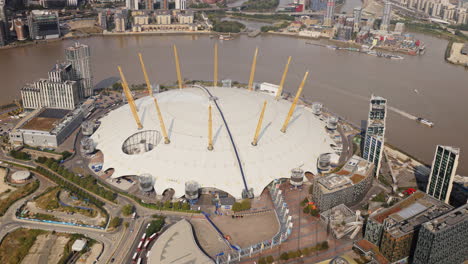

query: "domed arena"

left=92, top=86, right=335, bottom=198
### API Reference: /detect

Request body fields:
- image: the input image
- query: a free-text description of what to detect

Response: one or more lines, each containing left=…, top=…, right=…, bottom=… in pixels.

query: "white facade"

left=259, top=82, right=279, bottom=96
left=92, top=87, right=336, bottom=198
left=175, top=0, right=187, bottom=10
left=126, top=0, right=139, bottom=10
left=21, top=80, right=79, bottom=110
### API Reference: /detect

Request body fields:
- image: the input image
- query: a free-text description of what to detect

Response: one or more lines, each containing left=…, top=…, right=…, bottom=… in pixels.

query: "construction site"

left=91, top=45, right=343, bottom=199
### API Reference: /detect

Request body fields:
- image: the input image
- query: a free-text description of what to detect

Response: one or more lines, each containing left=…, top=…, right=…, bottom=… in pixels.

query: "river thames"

left=0, top=33, right=467, bottom=173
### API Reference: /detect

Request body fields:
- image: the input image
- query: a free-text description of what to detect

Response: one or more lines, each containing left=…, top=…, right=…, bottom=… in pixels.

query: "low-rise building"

left=312, top=155, right=374, bottom=211
left=9, top=107, right=84, bottom=148
left=177, top=11, right=193, bottom=24
left=155, top=10, right=171, bottom=25
left=134, top=15, right=149, bottom=25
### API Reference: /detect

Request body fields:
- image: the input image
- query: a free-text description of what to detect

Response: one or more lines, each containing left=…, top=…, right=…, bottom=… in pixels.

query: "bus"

left=132, top=252, right=138, bottom=261
left=148, top=233, right=158, bottom=241
left=137, top=241, right=143, bottom=251
left=136, top=258, right=142, bottom=264
left=141, top=233, right=147, bottom=241
left=132, top=212, right=137, bottom=219
left=143, top=240, right=150, bottom=249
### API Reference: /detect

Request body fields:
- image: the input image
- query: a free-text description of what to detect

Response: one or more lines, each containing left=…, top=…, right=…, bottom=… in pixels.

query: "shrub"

left=258, top=257, right=267, bottom=264
left=280, top=252, right=289, bottom=260
left=109, top=217, right=121, bottom=229
left=303, top=206, right=310, bottom=214
left=266, top=255, right=274, bottom=263
left=310, top=209, right=319, bottom=217
left=121, top=204, right=134, bottom=216
left=300, top=197, right=309, bottom=206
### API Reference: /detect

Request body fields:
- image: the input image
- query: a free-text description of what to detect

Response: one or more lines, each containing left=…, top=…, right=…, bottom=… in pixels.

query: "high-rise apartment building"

left=323, top=0, right=335, bottom=26
left=98, top=12, right=107, bottom=30
left=65, top=42, right=93, bottom=99
left=353, top=7, right=362, bottom=32
left=311, top=0, right=327, bottom=11
left=413, top=204, right=468, bottom=264
left=381, top=1, right=392, bottom=31
left=426, top=145, right=460, bottom=203
left=146, top=0, right=154, bottom=10
left=21, top=63, right=79, bottom=110
left=362, top=95, right=386, bottom=177
left=0, top=0, right=8, bottom=46
left=114, top=13, right=126, bottom=32
left=175, top=0, right=187, bottom=10
left=126, top=0, right=139, bottom=10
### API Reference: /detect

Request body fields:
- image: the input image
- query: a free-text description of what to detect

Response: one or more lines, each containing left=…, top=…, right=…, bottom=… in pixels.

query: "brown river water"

left=0, top=33, right=467, bottom=173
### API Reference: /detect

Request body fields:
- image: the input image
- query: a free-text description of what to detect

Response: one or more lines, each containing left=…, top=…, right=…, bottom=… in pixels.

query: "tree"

left=303, top=206, right=310, bottom=214
left=121, top=204, right=134, bottom=216
left=109, top=217, right=122, bottom=229
left=266, top=255, right=274, bottom=263
left=310, top=209, right=319, bottom=217
left=300, top=197, right=309, bottom=206
left=280, top=252, right=289, bottom=260
left=164, top=200, right=172, bottom=209
left=146, top=217, right=165, bottom=236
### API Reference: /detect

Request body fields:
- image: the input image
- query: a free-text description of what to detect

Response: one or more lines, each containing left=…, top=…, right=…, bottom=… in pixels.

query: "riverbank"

left=445, top=41, right=468, bottom=68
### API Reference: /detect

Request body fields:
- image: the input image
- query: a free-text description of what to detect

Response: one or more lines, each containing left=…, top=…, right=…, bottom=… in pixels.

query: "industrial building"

left=361, top=191, right=453, bottom=263
left=27, top=10, right=60, bottom=40
left=9, top=107, right=84, bottom=148
left=412, top=204, right=468, bottom=264
left=426, top=145, right=460, bottom=203
left=311, top=155, right=374, bottom=211
left=362, top=95, right=387, bottom=178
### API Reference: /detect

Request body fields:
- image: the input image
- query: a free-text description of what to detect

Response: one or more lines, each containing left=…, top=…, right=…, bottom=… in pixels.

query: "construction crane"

left=213, top=43, right=218, bottom=87
left=280, top=71, right=309, bottom=133
left=173, top=45, right=183, bottom=89
left=138, top=53, right=170, bottom=144
left=252, top=100, right=267, bottom=146
left=248, top=47, right=258, bottom=91
left=276, top=56, right=292, bottom=100
left=208, top=105, right=213, bottom=151
left=118, top=66, right=143, bottom=130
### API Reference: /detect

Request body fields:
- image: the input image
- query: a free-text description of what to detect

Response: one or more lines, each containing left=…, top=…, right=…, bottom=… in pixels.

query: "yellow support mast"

left=252, top=100, right=267, bottom=146
left=173, top=45, right=183, bottom=89
left=248, top=47, right=258, bottom=91
left=118, top=66, right=143, bottom=130
left=280, top=71, right=309, bottom=133
left=213, top=43, right=218, bottom=87
left=208, top=105, right=214, bottom=151
left=276, top=56, right=292, bottom=100
left=138, top=53, right=170, bottom=144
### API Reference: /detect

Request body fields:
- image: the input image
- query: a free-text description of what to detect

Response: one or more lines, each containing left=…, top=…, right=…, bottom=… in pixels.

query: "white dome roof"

left=92, top=86, right=335, bottom=198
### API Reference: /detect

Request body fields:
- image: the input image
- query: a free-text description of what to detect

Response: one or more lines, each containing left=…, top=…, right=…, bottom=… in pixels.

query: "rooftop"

left=148, top=219, right=213, bottom=264
left=371, top=192, right=453, bottom=237
left=423, top=203, right=468, bottom=233
left=92, top=87, right=336, bottom=198
left=317, top=155, right=373, bottom=193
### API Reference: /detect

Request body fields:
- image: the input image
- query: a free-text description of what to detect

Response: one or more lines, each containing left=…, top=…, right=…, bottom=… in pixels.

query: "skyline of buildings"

left=426, top=145, right=460, bottom=203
